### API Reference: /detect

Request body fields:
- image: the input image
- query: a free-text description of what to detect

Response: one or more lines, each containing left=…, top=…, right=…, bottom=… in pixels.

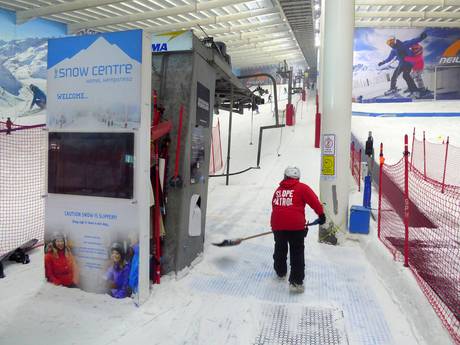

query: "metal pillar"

left=225, top=85, right=233, bottom=185
left=318, top=0, right=354, bottom=244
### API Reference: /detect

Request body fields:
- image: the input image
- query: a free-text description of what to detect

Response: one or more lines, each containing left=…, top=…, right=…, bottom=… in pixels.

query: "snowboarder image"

left=105, top=242, right=130, bottom=299
left=404, top=42, right=428, bottom=94
left=44, top=233, right=79, bottom=287
left=6, top=117, right=12, bottom=135
left=270, top=166, right=326, bottom=293
left=377, top=32, right=428, bottom=96
left=29, top=84, right=47, bottom=110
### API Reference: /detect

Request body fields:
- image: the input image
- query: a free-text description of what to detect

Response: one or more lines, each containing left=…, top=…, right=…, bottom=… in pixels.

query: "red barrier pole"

left=314, top=112, right=321, bottom=148
left=358, top=148, right=362, bottom=192
left=441, top=136, right=449, bottom=193
left=154, top=141, right=161, bottom=283
left=404, top=134, right=410, bottom=268
left=351, top=142, right=355, bottom=173
left=173, top=105, right=184, bottom=179
left=410, top=127, right=415, bottom=171
left=423, top=131, right=426, bottom=180
left=378, top=143, right=384, bottom=240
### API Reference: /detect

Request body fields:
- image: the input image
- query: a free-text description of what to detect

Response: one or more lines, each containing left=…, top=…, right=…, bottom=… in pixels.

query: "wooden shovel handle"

left=241, top=231, right=273, bottom=242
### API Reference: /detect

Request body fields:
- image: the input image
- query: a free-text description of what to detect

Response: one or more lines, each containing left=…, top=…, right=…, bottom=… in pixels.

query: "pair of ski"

left=0, top=239, right=38, bottom=278
left=212, top=218, right=321, bottom=247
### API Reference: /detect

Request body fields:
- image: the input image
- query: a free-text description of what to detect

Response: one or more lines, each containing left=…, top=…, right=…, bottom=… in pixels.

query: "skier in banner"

left=378, top=32, right=428, bottom=96
left=270, top=166, right=326, bottom=293
left=404, top=42, right=429, bottom=96
left=29, top=84, right=47, bottom=110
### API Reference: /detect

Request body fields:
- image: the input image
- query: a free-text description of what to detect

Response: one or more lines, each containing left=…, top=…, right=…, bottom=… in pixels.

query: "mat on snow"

left=253, top=303, right=348, bottom=345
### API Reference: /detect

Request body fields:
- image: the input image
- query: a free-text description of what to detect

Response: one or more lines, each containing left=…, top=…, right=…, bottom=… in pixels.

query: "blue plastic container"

left=349, top=205, right=370, bottom=234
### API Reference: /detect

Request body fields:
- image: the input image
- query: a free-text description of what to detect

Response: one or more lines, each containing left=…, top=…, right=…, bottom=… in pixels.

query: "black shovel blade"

left=211, top=238, right=242, bottom=247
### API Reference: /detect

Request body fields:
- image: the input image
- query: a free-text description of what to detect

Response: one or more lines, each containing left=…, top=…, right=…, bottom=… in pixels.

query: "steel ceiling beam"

left=16, top=0, right=125, bottom=24
left=68, top=0, right=251, bottom=33
left=146, top=8, right=279, bottom=33
left=225, top=35, right=293, bottom=47
left=209, top=25, right=291, bottom=40
left=356, top=10, right=460, bottom=19
left=355, top=0, right=460, bottom=5
left=355, top=19, right=460, bottom=27
left=203, top=18, right=285, bottom=36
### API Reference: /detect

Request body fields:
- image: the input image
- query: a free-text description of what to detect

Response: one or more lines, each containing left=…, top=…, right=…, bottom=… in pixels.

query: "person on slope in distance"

left=270, top=166, right=326, bottom=293
left=29, top=84, right=47, bottom=110
left=377, top=32, right=427, bottom=96
left=45, top=232, right=79, bottom=287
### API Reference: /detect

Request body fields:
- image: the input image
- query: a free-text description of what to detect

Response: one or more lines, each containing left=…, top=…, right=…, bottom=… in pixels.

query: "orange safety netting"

left=379, top=154, right=460, bottom=344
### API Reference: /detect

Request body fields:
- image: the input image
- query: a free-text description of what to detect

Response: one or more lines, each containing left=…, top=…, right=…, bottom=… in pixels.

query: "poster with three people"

left=353, top=27, right=460, bottom=102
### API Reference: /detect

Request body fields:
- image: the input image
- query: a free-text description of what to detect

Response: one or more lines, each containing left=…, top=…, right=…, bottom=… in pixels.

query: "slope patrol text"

left=273, top=190, right=294, bottom=206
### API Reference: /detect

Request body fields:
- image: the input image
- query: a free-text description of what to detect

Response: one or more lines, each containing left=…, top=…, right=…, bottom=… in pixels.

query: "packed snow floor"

left=0, top=92, right=456, bottom=345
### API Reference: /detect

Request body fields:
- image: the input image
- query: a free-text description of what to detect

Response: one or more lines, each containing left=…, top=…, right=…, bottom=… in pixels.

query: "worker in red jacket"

left=271, top=166, right=325, bottom=293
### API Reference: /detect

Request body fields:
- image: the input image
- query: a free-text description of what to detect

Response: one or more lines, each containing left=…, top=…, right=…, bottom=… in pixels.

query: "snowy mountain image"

left=47, top=36, right=142, bottom=130
left=0, top=37, right=48, bottom=119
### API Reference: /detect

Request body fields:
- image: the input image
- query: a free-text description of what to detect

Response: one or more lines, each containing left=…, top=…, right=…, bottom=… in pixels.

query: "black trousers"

left=273, top=230, right=305, bottom=285
left=390, top=63, right=417, bottom=92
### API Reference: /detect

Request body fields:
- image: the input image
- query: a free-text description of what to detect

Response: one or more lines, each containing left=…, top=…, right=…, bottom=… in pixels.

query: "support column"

left=318, top=0, right=354, bottom=244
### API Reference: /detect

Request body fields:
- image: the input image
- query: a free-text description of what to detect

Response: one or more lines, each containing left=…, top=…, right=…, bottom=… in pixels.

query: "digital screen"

left=48, top=132, right=134, bottom=199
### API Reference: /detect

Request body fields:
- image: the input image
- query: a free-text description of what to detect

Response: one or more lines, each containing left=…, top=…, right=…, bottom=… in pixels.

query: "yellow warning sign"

left=322, top=155, right=335, bottom=176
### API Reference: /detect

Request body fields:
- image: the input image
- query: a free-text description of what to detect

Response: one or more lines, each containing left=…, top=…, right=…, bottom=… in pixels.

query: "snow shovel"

left=212, top=218, right=321, bottom=247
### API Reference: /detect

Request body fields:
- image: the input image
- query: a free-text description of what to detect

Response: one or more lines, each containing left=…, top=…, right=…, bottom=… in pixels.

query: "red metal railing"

left=350, top=141, right=362, bottom=191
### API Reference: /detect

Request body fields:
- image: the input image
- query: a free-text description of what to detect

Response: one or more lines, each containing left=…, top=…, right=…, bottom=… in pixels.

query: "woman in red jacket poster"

left=45, top=233, right=79, bottom=287
left=271, top=166, right=325, bottom=293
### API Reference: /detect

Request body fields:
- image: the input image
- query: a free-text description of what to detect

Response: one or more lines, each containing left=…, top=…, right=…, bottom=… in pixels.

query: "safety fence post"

left=378, top=143, right=384, bottom=240
left=358, top=148, right=362, bottom=192
left=423, top=131, right=427, bottom=180
left=314, top=112, right=321, bottom=148
left=410, top=127, right=415, bottom=171
left=441, top=136, right=449, bottom=193
left=404, top=134, right=410, bottom=268
left=351, top=141, right=355, bottom=173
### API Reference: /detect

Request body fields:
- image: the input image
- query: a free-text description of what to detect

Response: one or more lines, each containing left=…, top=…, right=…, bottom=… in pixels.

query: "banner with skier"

left=0, top=8, right=65, bottom=121
left=353, top=28, right=460, bottom=102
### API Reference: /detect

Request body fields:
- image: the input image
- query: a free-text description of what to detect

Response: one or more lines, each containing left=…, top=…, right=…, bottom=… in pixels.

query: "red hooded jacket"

left=45, top=249, right=75, bottom=286
left=271, top=178, right=324, bottom=231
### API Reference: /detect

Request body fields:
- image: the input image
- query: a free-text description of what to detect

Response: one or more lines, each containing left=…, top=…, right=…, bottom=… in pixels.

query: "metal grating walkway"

left=253, top=304, right=347, bottom=345
left=190, top=242, right=394, bottom=345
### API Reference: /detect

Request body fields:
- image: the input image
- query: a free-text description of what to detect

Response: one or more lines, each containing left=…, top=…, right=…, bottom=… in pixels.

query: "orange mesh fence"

left=411, top=129, right=460, bottom=188
left=379, top=144, right=460, bottom=344
left=0, top=122, right=46, bottom=257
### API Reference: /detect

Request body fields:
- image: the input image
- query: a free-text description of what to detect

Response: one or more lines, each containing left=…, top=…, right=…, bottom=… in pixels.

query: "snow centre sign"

left=46, top=30, right=152, bottom=305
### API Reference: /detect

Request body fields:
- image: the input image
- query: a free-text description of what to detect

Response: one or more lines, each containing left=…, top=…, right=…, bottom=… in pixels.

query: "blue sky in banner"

left=47, top=30, right=143, bottom=69
left=0, top=8, right=66, bottom=41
